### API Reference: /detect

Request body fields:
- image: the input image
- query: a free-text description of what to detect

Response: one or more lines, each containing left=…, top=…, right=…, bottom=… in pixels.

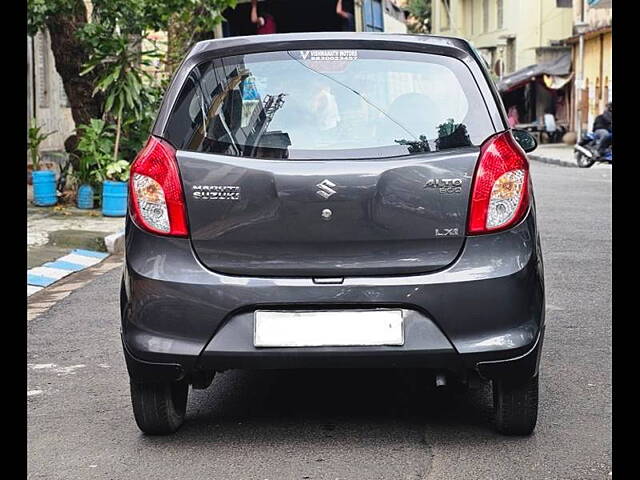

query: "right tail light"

left=468, top=131, right=530, bottom=235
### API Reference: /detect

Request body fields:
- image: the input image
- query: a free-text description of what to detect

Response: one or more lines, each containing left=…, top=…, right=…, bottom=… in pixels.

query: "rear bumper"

left=121, top=209, right=544, bottom=381
left=122, top=327, right=545, bottom=383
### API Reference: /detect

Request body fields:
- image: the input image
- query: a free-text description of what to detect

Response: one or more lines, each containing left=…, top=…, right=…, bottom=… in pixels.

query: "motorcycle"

left=574, top=131, right=612, bottom=168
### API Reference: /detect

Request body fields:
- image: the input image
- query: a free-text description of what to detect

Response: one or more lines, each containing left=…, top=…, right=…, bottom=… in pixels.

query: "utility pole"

left=539, top=0, right=543, bottom=47
left=574, top=0, right=589, bottom=139
left=575, top=19, right=589, bottom=139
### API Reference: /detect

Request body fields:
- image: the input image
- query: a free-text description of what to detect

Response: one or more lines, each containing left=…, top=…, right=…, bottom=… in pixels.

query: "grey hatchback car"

left=121, top=32, right=544, bottom=436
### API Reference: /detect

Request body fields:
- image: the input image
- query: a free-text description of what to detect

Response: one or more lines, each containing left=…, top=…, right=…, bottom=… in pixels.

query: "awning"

left=588, top=0, right=612, bottom=8
left=497, top=51, right=571, bottom=93
left=543, top=73, right=574, bottom=90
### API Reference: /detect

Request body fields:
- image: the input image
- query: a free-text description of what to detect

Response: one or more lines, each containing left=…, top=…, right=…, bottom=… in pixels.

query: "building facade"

left=359, top=0, right=408, bottom=33
left=565, top=0, right=611, bottom=132
left=218, top=0, right=407, bottom=37
left=431, top=0, right=573, bottom=77
left=432, top=0, right=612, bottom=136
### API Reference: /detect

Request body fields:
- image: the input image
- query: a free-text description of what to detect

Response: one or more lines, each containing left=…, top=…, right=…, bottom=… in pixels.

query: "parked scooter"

left=574, top=131, right=612, bottom=168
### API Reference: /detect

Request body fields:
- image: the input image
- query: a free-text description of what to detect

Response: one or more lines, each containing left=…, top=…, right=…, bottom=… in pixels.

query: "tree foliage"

left=27, top=0, right=77, bottom=36
left=27, top=0, right=237, bottom=168
left=27, top=122, right=57, bottom=171
left=29, top=0, right=236, bottom=38
left=406, top=0, right=431, bottom=34
left=74, top=119, right=115, bottom=185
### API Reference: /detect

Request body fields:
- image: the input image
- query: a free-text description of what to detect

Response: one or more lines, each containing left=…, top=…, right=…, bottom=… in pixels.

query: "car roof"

left=187, top=32, right=475, bottom=59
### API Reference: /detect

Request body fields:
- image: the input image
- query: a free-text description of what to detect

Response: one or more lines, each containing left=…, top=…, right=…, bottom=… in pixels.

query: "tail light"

left=129, top=136, right=189, bottom=237
left=468, top=131, right=530, bottom=235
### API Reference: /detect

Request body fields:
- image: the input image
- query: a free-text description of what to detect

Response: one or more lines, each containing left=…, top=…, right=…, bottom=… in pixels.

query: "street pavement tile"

left=27, top=249, right=111, bottom=296
left=27, top=274, right=57, bottom=288
left=43, top=260, right=86, bottom=272
left=56, top=253, right=104, bottom=268
left=29, top=266, right=75, bottom=281
left=72, top=249, right=109, bottom=259
left=27, top=285, right=44, bottom=296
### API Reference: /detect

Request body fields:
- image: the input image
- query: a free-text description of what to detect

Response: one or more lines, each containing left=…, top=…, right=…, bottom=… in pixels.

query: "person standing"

left=336, top=0, right=355, bottom=31
left=251, top=0, right=277, bottom=34
left=543, top=110, right=558, bottom=143
left=507, top=105, right=519, bottom=129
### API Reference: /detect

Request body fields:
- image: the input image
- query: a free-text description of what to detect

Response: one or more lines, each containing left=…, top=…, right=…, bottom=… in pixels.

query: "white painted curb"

left=104, top=230, right=125, bottom=255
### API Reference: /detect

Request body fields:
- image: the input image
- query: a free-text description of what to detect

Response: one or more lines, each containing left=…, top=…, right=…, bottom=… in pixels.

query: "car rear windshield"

left=164, top=49, right=495, bottom=159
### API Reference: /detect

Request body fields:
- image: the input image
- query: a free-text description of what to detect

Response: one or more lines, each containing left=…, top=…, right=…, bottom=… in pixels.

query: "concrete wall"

left=27, top=30, right=76, bottom=158
left=382, top=11, right=408, bottom=33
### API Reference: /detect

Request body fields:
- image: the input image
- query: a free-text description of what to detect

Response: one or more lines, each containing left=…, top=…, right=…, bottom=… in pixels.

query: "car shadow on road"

left=145, top=368, right=499, bottom=443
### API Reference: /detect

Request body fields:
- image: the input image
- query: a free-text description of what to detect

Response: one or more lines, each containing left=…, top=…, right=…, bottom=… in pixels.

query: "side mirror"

left=512, top=129, right=537, bottom=153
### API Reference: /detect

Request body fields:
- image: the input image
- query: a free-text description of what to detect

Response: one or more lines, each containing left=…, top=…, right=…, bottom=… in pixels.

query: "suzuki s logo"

left=316, top=179, right=337, bottom=199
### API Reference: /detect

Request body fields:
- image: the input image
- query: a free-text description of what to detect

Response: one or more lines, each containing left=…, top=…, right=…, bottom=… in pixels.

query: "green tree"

left=166, top=1, right=237, bottom=73
left=80, top=33, right=160, bottom=162
left=27, top=0, right=237, bottom=156
left=73, top=119, right=115, bottom=186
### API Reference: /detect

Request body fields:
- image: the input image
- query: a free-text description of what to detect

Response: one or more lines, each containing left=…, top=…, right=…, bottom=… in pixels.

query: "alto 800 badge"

left=424, top=178, right=463, bottom=194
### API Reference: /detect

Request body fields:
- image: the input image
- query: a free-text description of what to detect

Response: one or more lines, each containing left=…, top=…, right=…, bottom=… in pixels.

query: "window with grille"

left=36, top=31, right=50, bottom=109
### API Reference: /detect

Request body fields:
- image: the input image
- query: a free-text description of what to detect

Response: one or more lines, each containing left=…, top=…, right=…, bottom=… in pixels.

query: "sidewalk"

left=27, top=185, right=125, bottom=296
left=529, top=143, right=612, bottom=169
left=529, top=144, right=578, bottom=168
left=28, top=202, right=124, bottom=268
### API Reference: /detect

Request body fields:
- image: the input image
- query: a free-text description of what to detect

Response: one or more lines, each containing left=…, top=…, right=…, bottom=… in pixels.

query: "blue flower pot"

left=32, top=170, right=57, bottom=206
left=77, top=184, right=94, bottom=209
left=102, top=180, right=128, bottom=217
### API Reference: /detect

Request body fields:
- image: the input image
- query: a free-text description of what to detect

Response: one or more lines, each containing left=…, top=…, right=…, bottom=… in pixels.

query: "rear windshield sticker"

left=297, top=50, right=358, bottom=62
left=295, top=50, right=358, bottom=73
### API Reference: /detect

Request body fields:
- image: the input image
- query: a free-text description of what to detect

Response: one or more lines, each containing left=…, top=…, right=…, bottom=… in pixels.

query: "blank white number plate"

left=254, top=310, right=404, bottom=347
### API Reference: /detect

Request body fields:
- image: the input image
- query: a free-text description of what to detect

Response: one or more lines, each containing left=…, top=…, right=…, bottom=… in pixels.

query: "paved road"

left=27, top=162, right=612, bottom=480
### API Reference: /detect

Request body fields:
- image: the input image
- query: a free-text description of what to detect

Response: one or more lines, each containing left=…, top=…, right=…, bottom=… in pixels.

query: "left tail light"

left=129, top=136, right=189, bottom=237
left=467, top=131, right=530, bottom=235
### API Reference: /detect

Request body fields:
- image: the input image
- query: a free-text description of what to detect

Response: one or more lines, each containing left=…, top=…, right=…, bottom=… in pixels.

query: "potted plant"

left=27, top=121, right=57, bottom=206
left=100, top=159, right=130, bottom=217
left=82, top=35, right=155, bottom=217
left=73, top=119, right=114, bottom=209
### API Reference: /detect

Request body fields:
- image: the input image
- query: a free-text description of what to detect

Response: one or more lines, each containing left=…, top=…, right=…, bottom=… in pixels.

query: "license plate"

left=254, top=309, right=404, bottom=347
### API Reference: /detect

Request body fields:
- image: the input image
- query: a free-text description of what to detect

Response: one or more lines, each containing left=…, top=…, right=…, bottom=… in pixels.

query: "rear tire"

left=130, top=379, right=189, bottom=435
left=575, top=151, right=595, bottom=168
left=492, top=375, right=538, bottom=436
